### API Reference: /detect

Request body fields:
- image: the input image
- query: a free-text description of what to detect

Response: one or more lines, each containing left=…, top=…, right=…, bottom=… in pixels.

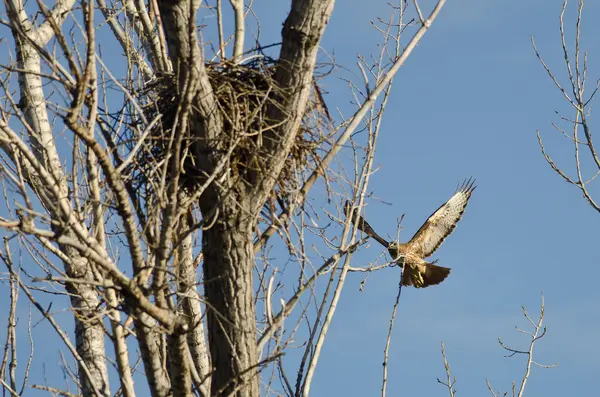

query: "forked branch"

left=486, top=295, right=557, bottom=397
left=534, top=0, right=600, bottom=213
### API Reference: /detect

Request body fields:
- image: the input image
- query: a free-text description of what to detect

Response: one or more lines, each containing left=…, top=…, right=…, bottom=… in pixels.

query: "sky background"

left=2, top=0, right=600, bottom=396
left=251, top=0, right=600, bottom=396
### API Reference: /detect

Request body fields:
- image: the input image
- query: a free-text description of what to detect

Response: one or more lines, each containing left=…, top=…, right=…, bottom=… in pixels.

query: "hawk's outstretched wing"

left=407, top=178, right=476, bottom=258
left=343, top=201, right=390, bottom=248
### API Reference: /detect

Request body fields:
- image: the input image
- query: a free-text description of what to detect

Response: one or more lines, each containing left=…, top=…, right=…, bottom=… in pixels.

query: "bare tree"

left=437, top=296, right=556, bottom=397
left=0, top=0, right=446, bottom=396
left=437, top=342, right=457, bottom=397
left=534, top=0, right=600, bottom=213
left=485, top=296, right=557, bottom=397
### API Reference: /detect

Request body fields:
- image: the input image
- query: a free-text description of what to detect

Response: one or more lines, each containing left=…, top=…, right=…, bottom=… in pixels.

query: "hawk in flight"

left=345, top=179, right=476, bottom=288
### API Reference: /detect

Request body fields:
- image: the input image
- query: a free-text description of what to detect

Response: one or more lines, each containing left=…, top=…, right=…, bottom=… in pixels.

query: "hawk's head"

left=387, top=242, right=406, bottom=264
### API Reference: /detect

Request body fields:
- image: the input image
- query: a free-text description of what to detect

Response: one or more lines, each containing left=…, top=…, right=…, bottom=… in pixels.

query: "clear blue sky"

left=2, top=1, right=600, bottom=396
left=251, top=0, right=600, bottom=396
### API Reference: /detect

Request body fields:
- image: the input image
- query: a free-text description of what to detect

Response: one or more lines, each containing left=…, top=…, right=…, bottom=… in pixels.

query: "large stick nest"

left=128, top=57, right=332, bottom=217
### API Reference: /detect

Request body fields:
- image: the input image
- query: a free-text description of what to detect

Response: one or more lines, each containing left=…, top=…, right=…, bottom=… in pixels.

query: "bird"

left=344, top=178, right=476, bottom=288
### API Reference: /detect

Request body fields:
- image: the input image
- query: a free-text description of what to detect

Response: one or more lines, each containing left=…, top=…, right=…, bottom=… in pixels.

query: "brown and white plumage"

left=345, top=178, right=476, bottom=288
left=407, top=178, right=476, bottom=258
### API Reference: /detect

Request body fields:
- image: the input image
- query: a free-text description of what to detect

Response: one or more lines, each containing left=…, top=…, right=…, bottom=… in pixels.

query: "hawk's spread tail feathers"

left=401, top=261, right=451, bottom=288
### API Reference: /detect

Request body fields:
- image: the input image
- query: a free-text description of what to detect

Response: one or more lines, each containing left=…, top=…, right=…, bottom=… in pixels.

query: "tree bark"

left=177, top=219, right=211, bottom=396
left=64, top=252, right=111, bottom=397
left=202, top=199, right=258, bottom=397
left=134, top=313, right=171, bottom=397
left=6, top=2, right=111, bottom=395
left=251, top=0, right=335, bottom=207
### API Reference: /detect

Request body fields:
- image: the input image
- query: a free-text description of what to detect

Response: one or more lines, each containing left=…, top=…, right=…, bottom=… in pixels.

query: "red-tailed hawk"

left=345, top=178, right=476, bottom=288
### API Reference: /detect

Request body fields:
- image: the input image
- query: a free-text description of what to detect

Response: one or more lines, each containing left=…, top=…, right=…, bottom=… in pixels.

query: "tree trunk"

left=177, top=218, right=211, bottom=396
left=202, top=199, right=258, bottom=397
left=8, top=6, right=111, bottom=394
left=65, top=252, right=111, bottom=397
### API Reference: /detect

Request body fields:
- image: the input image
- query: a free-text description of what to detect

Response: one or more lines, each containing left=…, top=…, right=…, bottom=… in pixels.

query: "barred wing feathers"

left=407, top=179, right=476, bottom=258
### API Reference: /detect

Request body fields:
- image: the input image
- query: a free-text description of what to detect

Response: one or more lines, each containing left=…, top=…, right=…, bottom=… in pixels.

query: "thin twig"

left=381, top=270, right=403, bottom=397
left=436, top=342, right=457, bottom=397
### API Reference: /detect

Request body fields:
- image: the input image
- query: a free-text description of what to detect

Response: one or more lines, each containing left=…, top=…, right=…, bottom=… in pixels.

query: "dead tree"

left=534, top=0, right=600, bottom=213
left=436, top=296, right=557, bottom=397
left=0, top=0, right=446, bottom=396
